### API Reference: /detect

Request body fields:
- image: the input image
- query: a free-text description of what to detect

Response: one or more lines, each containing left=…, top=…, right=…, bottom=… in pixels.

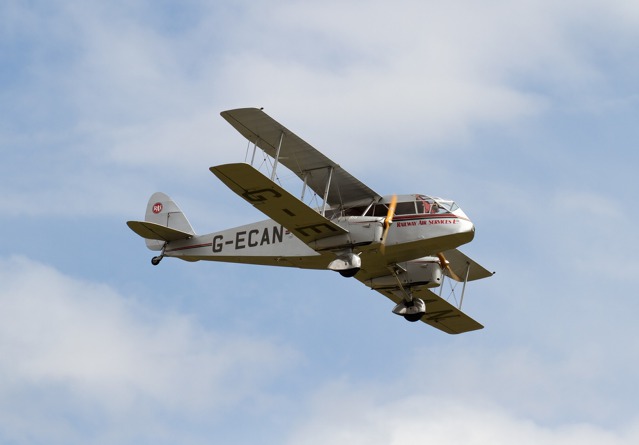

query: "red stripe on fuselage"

left=392, top=213, right=469, bottom=222
left=166, top=242, right=213, bottom=253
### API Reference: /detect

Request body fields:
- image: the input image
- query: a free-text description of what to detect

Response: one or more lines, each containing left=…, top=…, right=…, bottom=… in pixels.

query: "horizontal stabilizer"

left=127, top=220, right=194, bottom=242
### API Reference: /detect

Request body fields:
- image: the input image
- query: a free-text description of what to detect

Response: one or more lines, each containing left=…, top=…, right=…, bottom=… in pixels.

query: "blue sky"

left=2, top=0, right=639, bottom=443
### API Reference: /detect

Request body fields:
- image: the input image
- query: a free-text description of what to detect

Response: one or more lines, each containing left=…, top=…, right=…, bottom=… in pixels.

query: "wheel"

left=151, top=256, right=162, bottom=266
left=338, top=268, right=360, bottom=278
left=404, top=312, right=424, bottom=322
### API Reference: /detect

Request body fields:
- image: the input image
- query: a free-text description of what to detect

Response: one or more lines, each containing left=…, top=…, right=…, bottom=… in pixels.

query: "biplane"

left=127, top=108, right=493, bottom=334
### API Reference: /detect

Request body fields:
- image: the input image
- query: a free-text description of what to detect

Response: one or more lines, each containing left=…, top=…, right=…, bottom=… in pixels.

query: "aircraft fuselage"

left=164, top=204, right=474, bottom=271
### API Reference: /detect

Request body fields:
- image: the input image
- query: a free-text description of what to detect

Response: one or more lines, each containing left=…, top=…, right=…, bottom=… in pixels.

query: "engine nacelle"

left=308, top=216, right=383, bottom=251
left=367, top=257, right=443, bottom=290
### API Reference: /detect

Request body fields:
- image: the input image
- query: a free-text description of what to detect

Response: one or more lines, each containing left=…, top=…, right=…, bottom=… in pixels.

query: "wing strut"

left=301, top=172, right=309, bottom=201
left=321, top=166, right=334, bottom=216
left=249, top=139, right=258, bottom=165
left=271, top=131, right=285, bottom=181
left=388, top=264, right=411, bottom=302
left=459, top=261, right=471, bottom=309
left=440, top=260, right=472, bottom=310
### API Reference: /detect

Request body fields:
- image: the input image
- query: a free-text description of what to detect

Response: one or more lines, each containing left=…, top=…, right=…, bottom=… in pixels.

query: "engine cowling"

left=367, top=257, right=443, bottom=290
left=308, top=216, right=383, bottom=251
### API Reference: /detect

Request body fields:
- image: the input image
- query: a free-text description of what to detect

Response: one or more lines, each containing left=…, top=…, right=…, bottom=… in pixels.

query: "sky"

left=2, top=0, right=639, bottom=443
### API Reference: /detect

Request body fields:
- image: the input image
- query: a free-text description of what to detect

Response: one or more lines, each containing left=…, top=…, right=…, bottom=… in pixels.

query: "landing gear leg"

left=151, top=244, right=166, bottom=266
left=387, top=265, right=426, bottom=322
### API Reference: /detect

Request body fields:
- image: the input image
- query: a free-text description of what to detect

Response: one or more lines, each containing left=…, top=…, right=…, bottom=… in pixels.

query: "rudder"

left=130, top=192, right=196, bottom=251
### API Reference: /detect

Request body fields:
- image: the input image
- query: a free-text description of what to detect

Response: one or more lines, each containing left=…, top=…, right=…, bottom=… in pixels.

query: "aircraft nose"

left=464, top=219, right=476, bottom=241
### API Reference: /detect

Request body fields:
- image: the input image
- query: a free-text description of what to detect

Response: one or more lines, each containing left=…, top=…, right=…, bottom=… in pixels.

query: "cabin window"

left=416, top=196, right=435, bottom=214
left=365, top=201, right=417, bottom=217
left=368, top=204, right=390, bottom=217
left=416, top=196, right=450, bottom=214
left=395, top=202, right=417, bottom=215
left=342, top=206, right=368, bottom=216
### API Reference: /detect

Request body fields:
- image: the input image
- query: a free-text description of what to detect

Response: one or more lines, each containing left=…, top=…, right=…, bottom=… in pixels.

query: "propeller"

left=437, top=252, right=462, bottom=282
left=380, top=195, right=397, bottom=253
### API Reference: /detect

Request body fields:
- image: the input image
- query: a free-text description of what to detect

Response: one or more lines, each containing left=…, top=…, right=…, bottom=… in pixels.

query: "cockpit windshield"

left=417, top=195, right=459, bottom=214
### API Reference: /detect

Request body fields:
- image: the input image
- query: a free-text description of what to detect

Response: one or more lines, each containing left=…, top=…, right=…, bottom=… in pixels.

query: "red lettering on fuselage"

left=396, top=217, right=458, bottom=228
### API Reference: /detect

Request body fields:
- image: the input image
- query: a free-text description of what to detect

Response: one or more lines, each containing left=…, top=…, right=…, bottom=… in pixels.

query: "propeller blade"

left=437, top=252, right=463, bottom=281
left=380, top=195, right=397, bottom=253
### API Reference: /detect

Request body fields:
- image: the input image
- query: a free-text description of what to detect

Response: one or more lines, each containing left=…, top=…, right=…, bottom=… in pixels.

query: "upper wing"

left=375, top=287, right=484, bottom=334
left=211, top=162, right=347, bottom=243
left=221, top=108, right=381, bottom=207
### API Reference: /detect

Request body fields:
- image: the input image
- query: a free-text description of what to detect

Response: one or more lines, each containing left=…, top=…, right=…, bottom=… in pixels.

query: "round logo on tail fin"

left=152, top=203, right=163, bottom=214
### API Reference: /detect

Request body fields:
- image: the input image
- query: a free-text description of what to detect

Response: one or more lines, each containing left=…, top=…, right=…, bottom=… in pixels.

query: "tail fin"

left=127, top=192, right=196, bottom=251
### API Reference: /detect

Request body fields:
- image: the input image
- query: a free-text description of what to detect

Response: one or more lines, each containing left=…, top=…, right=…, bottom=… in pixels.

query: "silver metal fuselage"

left=164, top=201, right=475, bottom=271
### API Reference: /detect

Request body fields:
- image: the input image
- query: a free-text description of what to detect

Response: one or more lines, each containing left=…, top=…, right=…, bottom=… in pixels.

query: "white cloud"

left=0, top=255, right=298, bottom=443
left=106, top=109, right=235, bottom=172
left=285, top=380, right=639, bottom=445
left=3, top=0, right=639, bottom=217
